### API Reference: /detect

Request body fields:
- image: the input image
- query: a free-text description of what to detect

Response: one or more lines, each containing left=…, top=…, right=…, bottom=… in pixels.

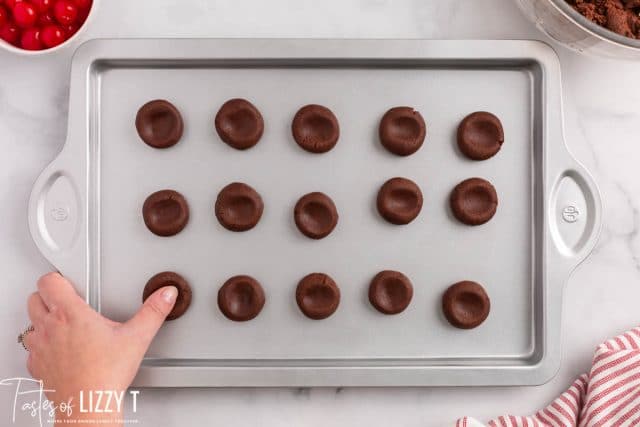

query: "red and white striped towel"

left=456, top=327, right=640, bottom=427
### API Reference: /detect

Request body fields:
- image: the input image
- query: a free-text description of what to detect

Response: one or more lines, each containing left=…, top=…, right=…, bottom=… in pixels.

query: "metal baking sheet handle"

left=549, top=156, right=602, bottom=271
left=27, top=150, right=84, bottom=280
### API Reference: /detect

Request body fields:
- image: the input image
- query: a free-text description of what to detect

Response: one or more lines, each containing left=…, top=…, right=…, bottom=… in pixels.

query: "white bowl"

left=0, top=0, right=99, bottom=55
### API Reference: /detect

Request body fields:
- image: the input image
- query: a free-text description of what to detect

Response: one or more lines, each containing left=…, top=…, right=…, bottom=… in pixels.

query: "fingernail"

left=162, top=286, right=178, bottom=304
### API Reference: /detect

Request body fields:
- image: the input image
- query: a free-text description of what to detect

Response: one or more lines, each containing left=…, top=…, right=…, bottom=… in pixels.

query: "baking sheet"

left=28, top=39, right=601, bottom=386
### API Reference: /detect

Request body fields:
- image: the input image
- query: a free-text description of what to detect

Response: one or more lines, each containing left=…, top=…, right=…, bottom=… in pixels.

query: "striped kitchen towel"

left=456, top=327, right=640, bottom=427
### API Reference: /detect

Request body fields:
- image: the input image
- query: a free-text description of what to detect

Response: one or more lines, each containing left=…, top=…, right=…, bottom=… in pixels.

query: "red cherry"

left=38, top=10, right=53, bottom=24
left=20, top=27, right=41, bottom=49
left=5, top=0, right=25, bottom=9
left=63, top=21, right=77, bottom=36
left=13, top=2, right=38, bottom=28
left=76, top=3, right=87, bottom=21
left=31, top=0, right=51, bottom=13
left=41, top=23, right=63, bottom=46
left=72, top=0, right=90, bottom=9
left=0, top=22, right=20, bottom=45
left=53, top=0, right=77, bottom=25
left=0, top=5, right=8, bottom=28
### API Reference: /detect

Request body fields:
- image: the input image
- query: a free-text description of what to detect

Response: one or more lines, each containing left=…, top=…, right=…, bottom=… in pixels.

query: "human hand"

left=22, top=272, right=177, bottom=425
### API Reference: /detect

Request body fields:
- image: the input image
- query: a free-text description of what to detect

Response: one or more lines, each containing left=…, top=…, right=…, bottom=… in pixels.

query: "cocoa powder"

left=567, top=0, right=640, bottom=38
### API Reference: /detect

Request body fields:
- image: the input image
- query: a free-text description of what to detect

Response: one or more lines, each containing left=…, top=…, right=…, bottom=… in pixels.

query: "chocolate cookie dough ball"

left=215, top=183, right=264, bottom=232
left=379, top=107, right=426, bottom=156
left=142, top=189, right=190, bottom=237
left=292, top=104, right=340, bottom=153
left=369, top=270, right=413, bottom=315
left=296, top=273, right=340, bottom=320
left=135, top=100, right=184, bottom=149
left=218, top=275, right=265, bottom=322
left=214, top=98, right=264, bottom=150
left=376, top=177, right=423, bottom=225
left=143, top=272, right=192, bottom=321
left=294, top=192, right=339, bottom=239
left=457, top=112, right=504, bottom=160
left=442, top=281, right=490, bottom=329
left=450, top=178, right=498, bottom=226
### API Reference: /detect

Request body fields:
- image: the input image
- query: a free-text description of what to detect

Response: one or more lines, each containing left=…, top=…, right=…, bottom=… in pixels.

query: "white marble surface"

left=1, top=0, right=640, bottom=425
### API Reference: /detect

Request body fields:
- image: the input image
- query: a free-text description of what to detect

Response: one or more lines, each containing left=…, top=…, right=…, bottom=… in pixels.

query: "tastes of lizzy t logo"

left=0, top=377, right=139, bottom=426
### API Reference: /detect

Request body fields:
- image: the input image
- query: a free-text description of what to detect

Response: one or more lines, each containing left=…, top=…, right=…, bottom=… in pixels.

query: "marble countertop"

left=1, top=0, right=639, bottom=425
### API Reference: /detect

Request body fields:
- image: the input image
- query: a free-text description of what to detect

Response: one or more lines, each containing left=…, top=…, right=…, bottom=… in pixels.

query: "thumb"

left=124, top=286, right=178, bottom=346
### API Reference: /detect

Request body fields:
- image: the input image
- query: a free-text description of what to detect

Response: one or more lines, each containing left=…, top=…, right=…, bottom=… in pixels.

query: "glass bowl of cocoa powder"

left=516, top=0, right=640, bottom=59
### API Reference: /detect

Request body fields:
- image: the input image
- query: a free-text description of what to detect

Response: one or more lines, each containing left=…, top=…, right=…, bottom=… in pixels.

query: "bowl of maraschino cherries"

left=0, top=0, right=95, bottom=53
